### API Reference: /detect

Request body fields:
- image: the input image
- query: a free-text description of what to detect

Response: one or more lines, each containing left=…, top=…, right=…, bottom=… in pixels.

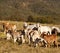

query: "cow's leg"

left=34, top=43, right=38, bottom=47
left=48, top=43, right=50, bottom=48
left=18, top=37, right=20, bottom=40
left=7, top=33, right=11, bottom=40
left=56, top=42, right=58, bottom=48
left=14, top=37, right=17, bottom=43
left=21, top=35, right=25, bottom=44
left=27, top=35, right=32, bottom=46
left=54, top=41, right=58, bottom=48
left=7, top=36, right=11, bottom=40
left=28, top=35, right=31, bottom=45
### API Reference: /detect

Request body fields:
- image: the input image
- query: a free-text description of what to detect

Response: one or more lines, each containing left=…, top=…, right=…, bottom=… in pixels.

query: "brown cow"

left=41, top=32, right=58, bottom=48
left=2, top=22, right=17, bottom=34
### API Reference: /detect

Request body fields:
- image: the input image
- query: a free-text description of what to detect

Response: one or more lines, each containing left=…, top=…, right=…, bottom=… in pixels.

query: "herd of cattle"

left=1, top=22, right=60, bottom=47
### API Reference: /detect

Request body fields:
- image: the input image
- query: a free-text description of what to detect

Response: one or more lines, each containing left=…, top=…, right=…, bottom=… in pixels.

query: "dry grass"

left=0, top=38, right=60, bottom=53
left=0, top=21, right=60, bottom=53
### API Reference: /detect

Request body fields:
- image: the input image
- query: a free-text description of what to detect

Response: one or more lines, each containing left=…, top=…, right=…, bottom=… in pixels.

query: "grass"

left=0, top=21, right=60, bottom=53
left=0, top=39, right=60, bottom=53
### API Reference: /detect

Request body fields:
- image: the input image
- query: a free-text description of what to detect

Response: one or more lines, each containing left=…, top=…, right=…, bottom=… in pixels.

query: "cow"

left=52, top=26, right=60, bottom=34
left=27, top=29, right=47, bottom=47
left=41, top=32, right=58, bottom=48
left=23, top=22, right=40, bottom=37
left=2, top=22, right=17, bottom=34
left=6, top=29, right=25, bottom=44
left=38, top=25, right=52, bottom=35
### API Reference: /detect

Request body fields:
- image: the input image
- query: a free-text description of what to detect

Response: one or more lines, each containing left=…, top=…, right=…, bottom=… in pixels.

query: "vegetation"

left=0, top=0, right=60, bottom=24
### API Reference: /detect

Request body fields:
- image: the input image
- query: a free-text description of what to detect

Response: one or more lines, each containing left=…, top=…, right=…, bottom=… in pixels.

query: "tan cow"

left=41, top=32, right=58, bottom=48
left=2, top=22, right=17, bottom=34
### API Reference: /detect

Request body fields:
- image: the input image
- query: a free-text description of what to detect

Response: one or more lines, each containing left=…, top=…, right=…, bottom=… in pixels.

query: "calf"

left=41, top=32, right=58, bottom=48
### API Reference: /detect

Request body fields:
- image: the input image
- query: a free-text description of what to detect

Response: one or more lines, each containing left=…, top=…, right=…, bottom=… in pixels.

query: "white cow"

left=23, top=22, right=40, bottom=30
left=24, top=22, right=40, bottom=35
left=32, top=30, right=40, bottom=42
left=27, top=30, right=40, bottom=45
left=38, top=25, right=52, bottom=35
left=29, top=30, right=47, bottom=47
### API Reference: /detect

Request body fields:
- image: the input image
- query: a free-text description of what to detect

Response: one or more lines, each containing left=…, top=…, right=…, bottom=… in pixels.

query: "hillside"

left=0, top=0, right=60, bottom=24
